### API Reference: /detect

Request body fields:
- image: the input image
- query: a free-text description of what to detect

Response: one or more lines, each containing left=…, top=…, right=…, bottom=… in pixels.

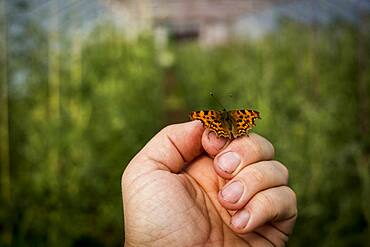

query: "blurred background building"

left=23, top=0, right=370, bottom=43
left=104, top=0, right=370, bottom=44
left=105, top=0, right=291, bottom=44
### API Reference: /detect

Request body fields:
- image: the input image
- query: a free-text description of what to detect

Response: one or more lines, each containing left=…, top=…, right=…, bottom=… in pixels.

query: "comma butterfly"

left=189, top=109, right=261, bottom=139
left=189, top=94, right=260, bottom=139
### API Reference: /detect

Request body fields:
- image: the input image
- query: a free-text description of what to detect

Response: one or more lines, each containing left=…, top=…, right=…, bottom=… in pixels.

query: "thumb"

left=123, top=121, right=204, bottom=183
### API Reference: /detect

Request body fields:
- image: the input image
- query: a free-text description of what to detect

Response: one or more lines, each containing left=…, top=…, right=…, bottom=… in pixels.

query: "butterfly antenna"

left=210, top=92, right=226, bottom=111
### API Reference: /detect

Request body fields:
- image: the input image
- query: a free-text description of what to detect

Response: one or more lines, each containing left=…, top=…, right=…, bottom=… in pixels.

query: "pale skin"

left=121, top=121, right=297, bottom=247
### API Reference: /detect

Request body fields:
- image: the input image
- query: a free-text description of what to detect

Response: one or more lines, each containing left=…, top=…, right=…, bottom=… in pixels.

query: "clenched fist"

left=121, top=121, right=297, bottom=246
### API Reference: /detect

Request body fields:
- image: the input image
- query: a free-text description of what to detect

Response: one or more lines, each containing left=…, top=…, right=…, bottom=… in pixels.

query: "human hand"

left=121, top=121, right=297, bottom=246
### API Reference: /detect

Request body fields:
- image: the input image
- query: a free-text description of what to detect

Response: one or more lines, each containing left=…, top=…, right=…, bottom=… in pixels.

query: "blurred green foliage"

left=174, top=19, right=370, bottom=247
left=0, top=13, right=370, bottom=247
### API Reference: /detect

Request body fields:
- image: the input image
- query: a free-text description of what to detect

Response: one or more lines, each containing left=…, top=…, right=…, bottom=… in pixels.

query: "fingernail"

left=221, top=181, right=244, bottom=203
left=208, top=131, right=227, bottom=150
left=231, top=210, right=250, bottom=229
left=217, top=152, right=240, bottom=173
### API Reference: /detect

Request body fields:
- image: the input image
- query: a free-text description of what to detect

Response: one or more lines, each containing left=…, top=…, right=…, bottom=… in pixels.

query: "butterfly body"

left=189, top=109, right=260, bottom=139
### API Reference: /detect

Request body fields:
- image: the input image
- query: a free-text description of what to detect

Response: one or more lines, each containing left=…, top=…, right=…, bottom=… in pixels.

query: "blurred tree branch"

left=48, top=0, right=60, bottom=181
left=0, top=0, right=11, bottom=203
left=0, top=1, right=12, bottom=245
left=47, top=1, right=62, bottom=243
left=357, top=7, right=369, bottom=138
left=356, top=4, right=370, bottom=236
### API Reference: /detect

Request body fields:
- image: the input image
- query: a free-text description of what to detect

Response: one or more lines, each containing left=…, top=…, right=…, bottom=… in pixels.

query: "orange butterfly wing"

left=229, top=109, right=261, bottom=138
left=189, top=110, right=232, bottom=138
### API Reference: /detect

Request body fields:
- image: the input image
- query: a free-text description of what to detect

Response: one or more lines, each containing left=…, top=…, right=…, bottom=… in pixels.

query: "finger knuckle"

left=121, top=172, right=126, bottom=187
left=276, top=239, right=287, bottom=247
left=289, top=187, right=298, bottom=206
left=248, top=166, right=266, bottom=186
left=161, top=124, right=174, bottom=134
left=121, top=168, right=130, bottom=190
left=249, top=134, right=275, bottom=159
left=272, top=161, right=289, bottom=182
left=249, top=137, right=264, bottom=158
left=257, top=192, right=278, bottom=219
left=286, top=187, right=298, bottom=216
left=267, top=141, right=275, bottom=158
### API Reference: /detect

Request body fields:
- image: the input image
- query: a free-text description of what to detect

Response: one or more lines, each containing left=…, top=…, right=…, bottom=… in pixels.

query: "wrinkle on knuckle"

left=249, top=137, right=264, bottom=160
left=248, top=166, right=266, bottom=187
left=276, top=238, right=287, bottom=247
left=269, top=141, right=275, bottom=158
left=263, top=140, right=275, bottom=160
left=287, top=188, right=298, bottom=215
left=249, top=134, right=275, bottom=160
left=161, top=125, right=173, bottom=134
left=272, top=161, right=289, bottom=183
left=257, top=192, right=278, bottom=220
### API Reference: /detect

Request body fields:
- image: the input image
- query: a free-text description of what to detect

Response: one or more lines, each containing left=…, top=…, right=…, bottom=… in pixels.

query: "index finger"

left=202, top=130, right=275, bottom=179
